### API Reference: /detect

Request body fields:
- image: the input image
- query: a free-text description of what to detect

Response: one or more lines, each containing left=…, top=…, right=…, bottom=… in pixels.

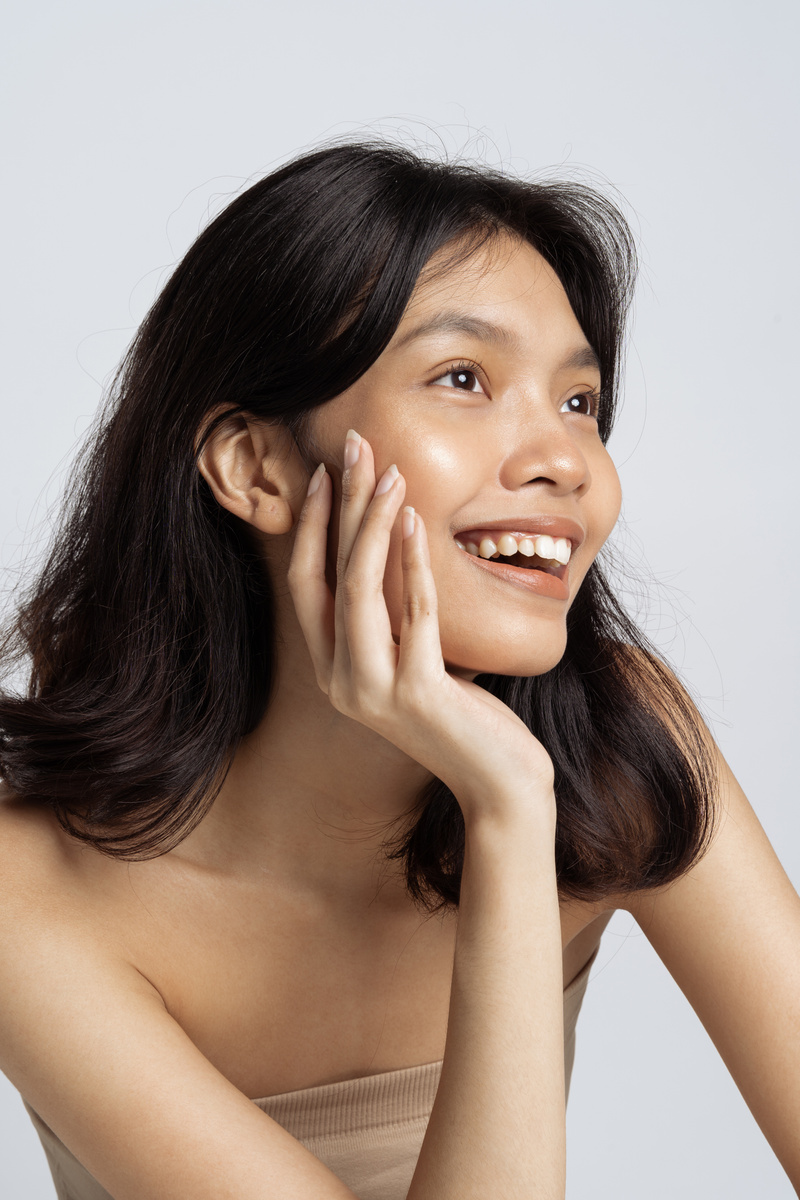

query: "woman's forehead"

left=390, top=235, right=575, bottom=352
left=402, top=235, right=560, bottom=317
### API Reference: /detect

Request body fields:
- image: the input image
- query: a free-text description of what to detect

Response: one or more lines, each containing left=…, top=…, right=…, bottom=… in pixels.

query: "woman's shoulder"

left=0, top=785, right=77, bottom=897
left=0, top=785, right=142, bottom=950
left=0, top=785, right=168, bottom=1069
left=0, top=788, right=360, bottom=1199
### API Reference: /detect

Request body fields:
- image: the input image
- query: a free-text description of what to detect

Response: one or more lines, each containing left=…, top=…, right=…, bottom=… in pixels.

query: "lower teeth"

left=457, top=542, right=561, bottom=571
left=488, top=554, right=552, bottom=570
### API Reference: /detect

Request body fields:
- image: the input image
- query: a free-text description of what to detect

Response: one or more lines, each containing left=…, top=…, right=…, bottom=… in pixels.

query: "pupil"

left=455, top=371, right=472, bottom=388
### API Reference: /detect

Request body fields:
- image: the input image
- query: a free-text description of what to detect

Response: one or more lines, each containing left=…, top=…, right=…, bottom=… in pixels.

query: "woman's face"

left=307, top=234, right=621, bottom=679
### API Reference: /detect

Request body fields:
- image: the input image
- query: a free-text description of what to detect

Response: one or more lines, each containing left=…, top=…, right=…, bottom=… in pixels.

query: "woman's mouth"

left=453, top=530, right=573, bottom=600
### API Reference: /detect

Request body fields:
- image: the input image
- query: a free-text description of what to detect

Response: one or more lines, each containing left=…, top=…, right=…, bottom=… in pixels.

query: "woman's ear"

left=197, top=411, right=305, bottom=535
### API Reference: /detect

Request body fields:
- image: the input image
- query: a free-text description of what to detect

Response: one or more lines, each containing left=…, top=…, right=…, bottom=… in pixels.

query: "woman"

left=0, top=141, right=797, bottom=1199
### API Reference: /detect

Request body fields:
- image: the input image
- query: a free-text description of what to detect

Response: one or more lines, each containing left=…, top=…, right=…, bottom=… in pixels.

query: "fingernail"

left=402, top=506, right=415, bottom=539
left=307, top=462, right=326, bottom=497
left=344, top=429, right=361, bottom=470
left=375, top=464, right=399, bottom=496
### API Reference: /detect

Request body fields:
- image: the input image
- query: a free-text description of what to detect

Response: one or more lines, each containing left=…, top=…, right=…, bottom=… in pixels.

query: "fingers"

left=396, top=508, right=446, bottom=689
left=288, top=428, right=444, bottom=723
left=285, top=462, right=335, bottom=691
left=334, top=430, right=377, bottom=582
left=333, top=435, right=407, bottom=693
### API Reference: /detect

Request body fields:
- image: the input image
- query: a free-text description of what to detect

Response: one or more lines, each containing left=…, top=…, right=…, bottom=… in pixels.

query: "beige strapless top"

left=23, top=950, right=596, bottom=1200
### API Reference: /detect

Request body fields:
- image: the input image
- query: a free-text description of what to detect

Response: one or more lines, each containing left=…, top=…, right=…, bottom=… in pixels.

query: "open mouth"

left=453, top=530, right=573, bottom=599
left=466, top=548, right=567, bottom=576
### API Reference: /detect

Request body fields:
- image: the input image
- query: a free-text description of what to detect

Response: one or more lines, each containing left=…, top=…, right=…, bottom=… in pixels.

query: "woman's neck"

left=174, top=629, right=436, bottom=911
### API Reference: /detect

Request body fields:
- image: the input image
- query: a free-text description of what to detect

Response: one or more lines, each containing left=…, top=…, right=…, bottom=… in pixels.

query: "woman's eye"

left=561, top=392, right=598, bottom=416
left=431, top=367, right=485, bottom=393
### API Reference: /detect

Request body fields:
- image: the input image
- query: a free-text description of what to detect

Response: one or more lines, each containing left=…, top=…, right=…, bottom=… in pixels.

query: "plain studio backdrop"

left=1, top=1, right=798, bottom=1195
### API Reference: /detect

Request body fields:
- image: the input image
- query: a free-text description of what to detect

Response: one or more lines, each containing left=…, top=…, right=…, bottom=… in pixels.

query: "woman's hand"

left=286, top=430, right=555, bottom=827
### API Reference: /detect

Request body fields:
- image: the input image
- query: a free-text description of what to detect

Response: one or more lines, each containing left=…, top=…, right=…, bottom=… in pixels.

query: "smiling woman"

left=0, top=141, right=798, bottom=1200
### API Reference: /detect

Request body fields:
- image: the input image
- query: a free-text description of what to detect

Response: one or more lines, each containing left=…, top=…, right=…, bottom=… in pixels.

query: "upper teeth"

left=454, top=533, right=572, bottom=565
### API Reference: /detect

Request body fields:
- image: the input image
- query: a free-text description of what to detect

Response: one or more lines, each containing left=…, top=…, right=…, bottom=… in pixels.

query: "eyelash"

left=431, top=362, right=602, bottom=419
left=430, top=360, right=487, bottom=392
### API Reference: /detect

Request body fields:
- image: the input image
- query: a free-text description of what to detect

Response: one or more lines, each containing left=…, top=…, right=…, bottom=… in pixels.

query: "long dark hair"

left=0, top=140, right=714, bottom=908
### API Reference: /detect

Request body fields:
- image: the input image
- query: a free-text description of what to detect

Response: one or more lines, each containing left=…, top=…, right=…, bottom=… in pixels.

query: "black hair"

left=0, top=140, right=714, bottom=908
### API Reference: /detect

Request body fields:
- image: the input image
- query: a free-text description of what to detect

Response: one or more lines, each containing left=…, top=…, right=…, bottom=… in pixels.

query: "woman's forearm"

left=407, top=804, right=565, bottom=1200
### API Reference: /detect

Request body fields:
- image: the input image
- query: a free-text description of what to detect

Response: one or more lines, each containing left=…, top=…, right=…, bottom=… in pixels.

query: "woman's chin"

left=442, top=637, right=567, bottom=681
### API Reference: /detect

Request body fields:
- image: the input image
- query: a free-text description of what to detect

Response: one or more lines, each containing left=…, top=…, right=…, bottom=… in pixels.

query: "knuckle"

left=339, top=575, right=363, bottom=607
left=402, top=590, right=434, bottom=623
left=327, top=674, right=380, bottom=725
left=339, top=572, right=379, bottom=608
left=339, top=470, right=361, bottom=504
left=335, top=549, right=350, bottom=583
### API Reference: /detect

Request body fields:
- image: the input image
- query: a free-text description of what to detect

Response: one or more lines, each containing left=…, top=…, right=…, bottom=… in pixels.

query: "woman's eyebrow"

left=561, top=345, right=601, bottom=373
left=390, top=312, right=601, bottom=374
left=390, top=312, right=521, bottom=352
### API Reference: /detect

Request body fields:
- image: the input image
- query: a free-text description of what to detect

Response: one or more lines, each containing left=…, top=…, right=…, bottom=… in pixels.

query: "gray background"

left=1, top=0, right=797, bottom=1195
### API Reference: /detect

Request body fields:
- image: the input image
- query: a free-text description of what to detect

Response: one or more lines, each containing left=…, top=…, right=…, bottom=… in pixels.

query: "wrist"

left=457, top=782, right=558, bottom=842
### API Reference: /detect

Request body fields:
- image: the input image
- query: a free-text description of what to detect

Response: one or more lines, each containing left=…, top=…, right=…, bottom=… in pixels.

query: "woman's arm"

left=624, top=746, right=800, bottom=1189
left=408, top=804, right=565, bottom=1200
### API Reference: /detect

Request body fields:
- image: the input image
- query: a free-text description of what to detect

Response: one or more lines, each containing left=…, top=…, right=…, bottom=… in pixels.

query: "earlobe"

left=196, top=412, right=298, bottom=535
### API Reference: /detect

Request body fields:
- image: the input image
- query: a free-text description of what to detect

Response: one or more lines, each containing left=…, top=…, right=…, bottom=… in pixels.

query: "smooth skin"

left=0, top=236, right=798, bottom=1197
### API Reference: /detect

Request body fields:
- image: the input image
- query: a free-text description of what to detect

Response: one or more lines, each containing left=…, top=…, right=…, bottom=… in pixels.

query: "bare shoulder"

left=0, top=785, right=76, bottom=901
left=0, top=785, right=164, bottom=1106
left=0, top=785, right=153, bottom=1009
left=0, top=784, right=113, bottom=914
left=620, top=739, right=798, bottom=923
left=0, top=787, right=360, bottom=1199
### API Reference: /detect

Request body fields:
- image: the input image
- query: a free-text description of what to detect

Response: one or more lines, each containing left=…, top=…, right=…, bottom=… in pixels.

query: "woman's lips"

left=457, top=543, right=571, bottom=600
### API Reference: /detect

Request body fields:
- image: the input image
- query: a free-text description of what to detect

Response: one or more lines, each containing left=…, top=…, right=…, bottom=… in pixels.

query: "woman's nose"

left=500, top=410, right=592, bottom=498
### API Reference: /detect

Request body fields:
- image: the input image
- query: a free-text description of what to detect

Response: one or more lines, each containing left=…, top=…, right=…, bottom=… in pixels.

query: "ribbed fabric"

left=23, top=948, right=596, bottom=1200
left=255, top=1058, right=443, bottom=1143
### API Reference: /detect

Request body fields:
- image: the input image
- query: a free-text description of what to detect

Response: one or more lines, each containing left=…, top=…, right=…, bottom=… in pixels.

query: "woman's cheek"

left=589, top=448, right=622, bottom=553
